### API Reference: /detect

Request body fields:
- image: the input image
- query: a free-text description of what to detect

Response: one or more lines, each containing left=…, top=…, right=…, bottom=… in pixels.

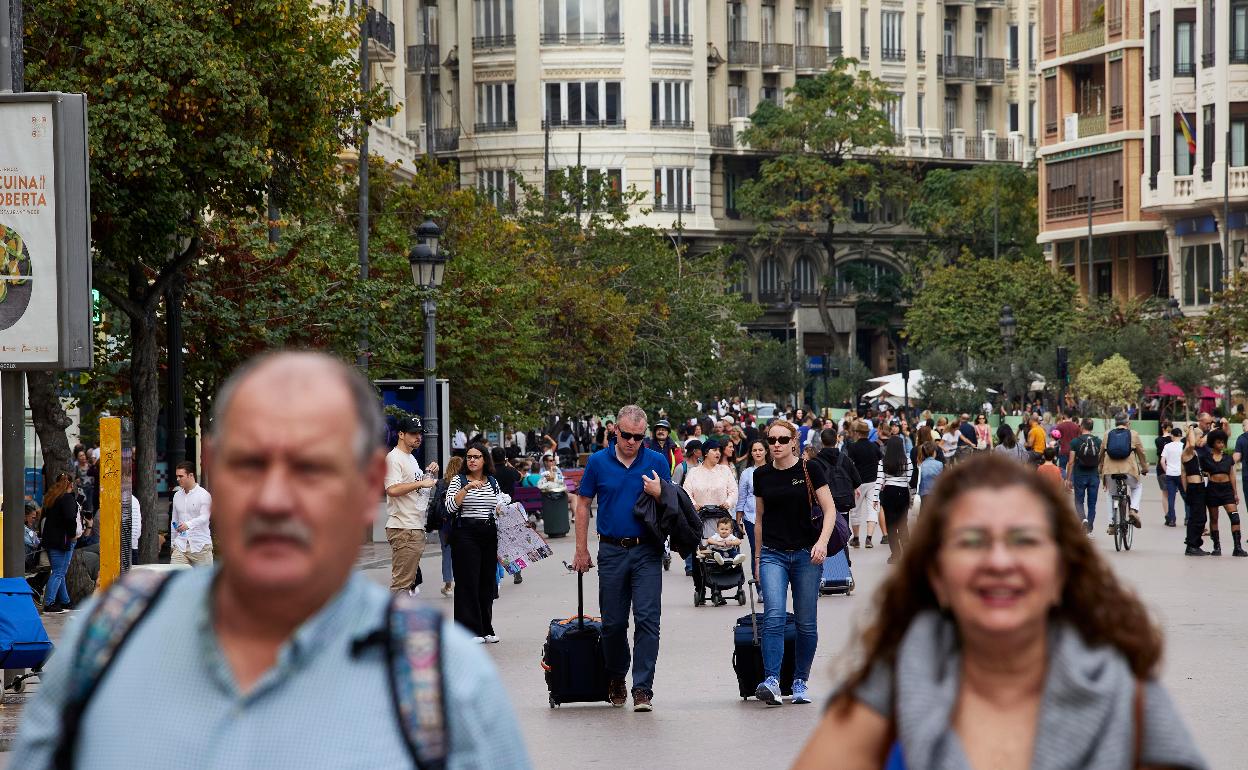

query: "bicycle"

left=1109, top=473, right=1134, bottom=552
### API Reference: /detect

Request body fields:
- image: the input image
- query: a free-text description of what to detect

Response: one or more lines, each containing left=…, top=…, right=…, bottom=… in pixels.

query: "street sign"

left=0, top=93, right=91, bottom=369
left=807, top=355, right=824, bottom=373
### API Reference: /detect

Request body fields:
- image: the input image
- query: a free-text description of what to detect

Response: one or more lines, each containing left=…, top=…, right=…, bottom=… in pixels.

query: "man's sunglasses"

left=617, top=430, right=645, bottom=442
left=766, top=435, right=793, bottom=445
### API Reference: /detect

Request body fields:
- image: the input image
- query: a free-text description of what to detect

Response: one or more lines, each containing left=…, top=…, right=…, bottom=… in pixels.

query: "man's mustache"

left=243, top=516, right=313, bottom=548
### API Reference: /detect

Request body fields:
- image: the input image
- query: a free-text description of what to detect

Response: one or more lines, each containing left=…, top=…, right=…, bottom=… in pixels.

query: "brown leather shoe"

left=631, top=688, right=653, bottom=712
left=608, top=678, right=628, bottom=707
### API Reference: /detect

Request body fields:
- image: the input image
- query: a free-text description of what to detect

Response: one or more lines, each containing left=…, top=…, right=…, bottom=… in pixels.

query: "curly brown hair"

left=838, top=453, right=1162, bottom=703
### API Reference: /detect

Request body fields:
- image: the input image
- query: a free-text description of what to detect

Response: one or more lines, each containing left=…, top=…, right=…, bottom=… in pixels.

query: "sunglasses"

left=766, top=435, right=793, bottom=445
left=466, top=454, right=484, bottom=460
left=617, top=430, right=645, bottom=442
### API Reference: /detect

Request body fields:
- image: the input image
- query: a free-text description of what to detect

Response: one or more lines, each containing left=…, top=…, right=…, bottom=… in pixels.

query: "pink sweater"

left=683, top=463, right=738, bottom=511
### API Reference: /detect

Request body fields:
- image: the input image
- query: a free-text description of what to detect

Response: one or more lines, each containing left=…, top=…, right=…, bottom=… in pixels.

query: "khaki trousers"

left=171, top=544, right=214, bottom=567
left=386, top=528, right=427, bottom=593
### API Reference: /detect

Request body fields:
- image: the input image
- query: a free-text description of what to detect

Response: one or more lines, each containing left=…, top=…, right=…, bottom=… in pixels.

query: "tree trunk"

left=27, top=371, right=73, bottom=484
left=131, top=310, right=162, bottom=564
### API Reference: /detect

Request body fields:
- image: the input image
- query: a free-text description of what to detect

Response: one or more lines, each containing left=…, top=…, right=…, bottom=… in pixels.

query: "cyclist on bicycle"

left=1099, top=413, right=1148, bottom=534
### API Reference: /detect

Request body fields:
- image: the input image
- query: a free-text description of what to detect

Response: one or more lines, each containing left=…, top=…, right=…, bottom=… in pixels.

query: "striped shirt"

left=873, top=456, right=914, bottom=504
left=445, top=474, right=501, bottom=522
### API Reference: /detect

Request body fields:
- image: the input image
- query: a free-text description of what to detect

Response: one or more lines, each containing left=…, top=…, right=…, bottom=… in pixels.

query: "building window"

left=651, top=80, right=691, bottom=128
left=1009, top=102, right=1019, bottom=132
left=917, top=13, right=925, bottom=59
left=794, top=5, right=809, bottom=45
left=1028, top=22, right=1036, bottom=67
left=761, top=74, right=782, bottom=107
left=1175, top=11, right=1196, bottom=76
left=883, top=93, right=903, bottom=139
left=558, top=166, right=624, bottom=207
left=1043, top=0, right=1056, bottom=52
left=833, top=259, right=900, bottom=297
left=1174, top=112, right=1197, bottom=175
left=1150, top=115, right=1161, bottom=189
left=827, top=10, right=842, bottom=55
left=475, top=0, right=514, bottom=46
left=1029, top=100, right=1037, bottom=139
left=541, top=0, right=621, bottom=44
left=758, top=255, right=783, bottom=299
left=728, top=2, right=747, bottom=42
left=1008, top=24, right=1019, bottom=68
left=1109, top=59, right=1123, bottom=121
left=943, top=17, right=955, bottom=57
left=653, top=167, right=693, bottom=212
left=861, top=8, right=869, bottom=57
left=728, top=72, right=749, bottom=118
left=478, top=169, right=515, bottom=209
left=1232, top=104, right=1248, bottom=167
left=1182, top=243, right=1224, bottom=306
left=975, top=98, right=988, bottom=134
left=476, top=82, right=516, bottom=130
left=1095, top=262, right=1113, bottom=298
left=917, top=94, right=925, bottom=131
left=945, top=90, right=959, bottom=130
left=1203, top=0, right=1216, bottom=66
left=761, top=3, right=776, bottom=44
left=544, top=81, right=623, bottom=127
left=974, top=21, right=987, bottom=62
left=1045, top=152, right=1124, bottom=220
left=1149, top=12, right=1161, bottom=79
left=1203, top=105, right=1216, bottom=181
left=1044, top=74, right=1057, bottom=134
left=793, top=255, right=819, bottom=297
left=650, top=0, right=690, bottom=44
left=1235, top=1, right=1248, bottom=63
left=881, top=11, right=903, bottom=61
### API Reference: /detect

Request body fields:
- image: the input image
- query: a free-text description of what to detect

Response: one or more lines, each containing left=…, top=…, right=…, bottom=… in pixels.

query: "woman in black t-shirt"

left=751, top=419, right=838, bottom=708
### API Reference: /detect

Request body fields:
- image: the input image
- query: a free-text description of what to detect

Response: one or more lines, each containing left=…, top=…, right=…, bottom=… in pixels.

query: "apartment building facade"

left=1036, top=0, right=1168, bottom=301
left=1139, top=0, right=1248, bottom=315
left=387, top=0, right=1037, bottom=372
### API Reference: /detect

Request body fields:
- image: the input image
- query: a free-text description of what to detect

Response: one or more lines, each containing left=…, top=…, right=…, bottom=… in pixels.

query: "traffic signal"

left=1056, top=347, right=1068, bottom=382
left=898, top=352, right=910, bottom=379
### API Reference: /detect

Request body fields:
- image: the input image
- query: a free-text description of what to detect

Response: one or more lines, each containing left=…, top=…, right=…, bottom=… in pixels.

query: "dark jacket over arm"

left=633, top=480, right=702, bottom=557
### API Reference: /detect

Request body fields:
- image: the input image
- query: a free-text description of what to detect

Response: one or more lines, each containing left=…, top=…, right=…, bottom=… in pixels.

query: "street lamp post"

left=898, top=352, right=910, bottom=421
left=409, top=220, right=449, bottom=467
left=1000, top=305, right=1016, bottom=412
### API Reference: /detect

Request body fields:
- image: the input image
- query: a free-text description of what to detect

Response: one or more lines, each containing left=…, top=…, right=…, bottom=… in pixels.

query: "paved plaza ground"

left=3, top=479, right=1246, bottom=768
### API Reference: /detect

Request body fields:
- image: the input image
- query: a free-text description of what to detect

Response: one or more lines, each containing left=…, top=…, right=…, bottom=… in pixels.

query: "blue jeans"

left=597, top=541, right=663, bottom=695
left=758, top=546, right=822, bottom=682
left=743, top=519, right=759, bottom=582
left=1058, top=453, right=1069, bottom=479
left=45, top=542, right=76, bottom=606
left=1164, top=476, right=1182, bottom=524
left=1072, top=473, right=1099, bottom=525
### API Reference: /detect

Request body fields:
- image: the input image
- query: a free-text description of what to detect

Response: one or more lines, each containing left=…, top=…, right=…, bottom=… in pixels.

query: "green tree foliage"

left=903, top=255, right=1078, bottom=355
left=906, top=165, right=1041, bottom=263
left=917, top=349, right=980, bottom=413
left=1073, top=354, right=1142, bottom=417
left=26, top=0, right=389, bottom=560
left=1162, top=356, right=1211, bottom=422
left=1063, top=297, right=1176, bottom=391
left=737, top=338, right=808, bottom=405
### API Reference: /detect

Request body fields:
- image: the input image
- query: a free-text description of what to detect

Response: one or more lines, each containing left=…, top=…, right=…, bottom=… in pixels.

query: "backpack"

left=1076, top=435, right=1102, bottom=469
left=53, top=570, right=448, bottom=770
left=454, top=473, right=500, bottom=523
left=1105, top=428, right=1133, bottom=460
left=813, top=450, right=856, bottom=513
left=425, top=479, right=449, bottom=532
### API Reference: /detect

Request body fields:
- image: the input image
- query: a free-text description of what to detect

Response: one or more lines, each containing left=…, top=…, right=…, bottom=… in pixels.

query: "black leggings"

left=449, top=519, right=498, bottom=637
left=1184, top=484, right=1207, bottom=549
left=879, top=486, right=911, bottom=558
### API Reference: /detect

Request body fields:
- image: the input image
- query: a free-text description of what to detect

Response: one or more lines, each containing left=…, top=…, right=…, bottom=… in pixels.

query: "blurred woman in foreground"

left=793, top=453, right=1206, bottom=770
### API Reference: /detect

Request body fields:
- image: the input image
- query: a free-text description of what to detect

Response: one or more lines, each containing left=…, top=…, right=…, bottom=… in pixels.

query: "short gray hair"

left=616, top=404, right=648, bottom=427
left=211, top=351, right=384, bottom=466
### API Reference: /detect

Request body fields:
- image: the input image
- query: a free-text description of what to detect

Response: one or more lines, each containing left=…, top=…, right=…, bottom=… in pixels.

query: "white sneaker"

left=408, top=586, right=421, bottom=597
left=731, top=554, right=747, bottom=566
left=472, top=636, right=486, bottom=644
left=484, top=634, right=500, bottom=644
left=1087, top=529, right=1096, bottom=539
left=713, top=552, right=726, bottom=566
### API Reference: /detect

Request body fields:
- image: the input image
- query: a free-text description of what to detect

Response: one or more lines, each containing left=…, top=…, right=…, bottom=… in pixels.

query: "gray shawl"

left=851, top=611, right=1207, bottom=770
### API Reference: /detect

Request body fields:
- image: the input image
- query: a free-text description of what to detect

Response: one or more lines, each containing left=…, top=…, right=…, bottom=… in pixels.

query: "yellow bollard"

left=98, top=418, right=122, bottom=590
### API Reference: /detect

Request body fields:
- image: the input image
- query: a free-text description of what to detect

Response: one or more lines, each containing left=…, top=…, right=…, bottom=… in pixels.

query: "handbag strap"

left=801, top=460, right=815, bottom=508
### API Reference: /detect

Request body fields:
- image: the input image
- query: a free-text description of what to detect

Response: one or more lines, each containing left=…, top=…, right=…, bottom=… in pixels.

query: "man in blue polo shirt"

left=572, top=404, right=670, bottom=713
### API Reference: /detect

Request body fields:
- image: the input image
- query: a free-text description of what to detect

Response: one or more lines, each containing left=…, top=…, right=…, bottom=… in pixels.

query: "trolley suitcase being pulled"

left=819, top=548, right=855, bottom=596
left=542, top=569, right=610, bottom=707
left=731, top=580, right=796, bottom=699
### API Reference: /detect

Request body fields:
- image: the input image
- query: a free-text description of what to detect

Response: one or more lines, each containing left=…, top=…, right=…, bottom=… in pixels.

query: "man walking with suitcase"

left=572, top=405, right=671, bottom=712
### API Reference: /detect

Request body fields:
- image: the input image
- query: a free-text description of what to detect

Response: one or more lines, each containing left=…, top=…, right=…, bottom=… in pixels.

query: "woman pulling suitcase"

left=750, top=419, right=839, bottom=707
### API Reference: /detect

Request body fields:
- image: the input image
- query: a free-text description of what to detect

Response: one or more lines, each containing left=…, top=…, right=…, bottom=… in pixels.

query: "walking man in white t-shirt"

left=171, top=461, right=214, bottom=567
left=385, top=417, right=439, bottom=595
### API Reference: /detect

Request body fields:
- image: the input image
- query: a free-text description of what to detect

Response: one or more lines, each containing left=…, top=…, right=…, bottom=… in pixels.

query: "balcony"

left=1174, top=176, right=1194, bottom=199
left=728, top=40, right=760, bottom=67
left=710, top=124, right=735, bottom=148
left=1008, top=57, right=1020, bottom=69
left=653, top=201, right=694, bottom=213
left=541, top=118, right=626, bottom=130
left=1048, top=195, right=1123, bottom=220
left=1110, top=104, right=1123, bottom=121
left=406, top=44, right=439, bottom=73
left=472, top=35, right=515, bottom=50
left=861, top=46, right=870, bottom=58
left=1234, top=48, right=1248, bottom=64
left=762, top=43, right=793, bottom=68
left=976, top=57, right=1005, bottom=82
left=540, top=32, right=624, bottom=45
left=1077, top=111, right=1106, bottom=138
left=651, top=119, right=693, bottom=130
left=1148, top=63, right=1160, bottom=80
left=1174, top=61, right=1196, bottom=77
left=1062, top=23, right=1105, bottom=56
left=1043, top=33, right=1058, bottom=53
left=795, top=45, right=828, bottom=70
left=918, top=49, right=926, bottom=62
left=976, top=0, right=1005, bottom=5
left=827, top=45, right=844, bottom=61
left=363, top=7, right=396, bottom=61
left=1231, top=167, right=1248, bottom=195
left=1202, top=52, right=1215, bottom=68
left=937, top=54, right=977, bottom=81
left=965, top=137, right=985, bottom=159
left=650, top=32, right=692, bottom=46
left=474, top=120, right=516, bottom=133
left=882, top=47, right=905, bottom=63
left=406, top=127, right=460, bottom=153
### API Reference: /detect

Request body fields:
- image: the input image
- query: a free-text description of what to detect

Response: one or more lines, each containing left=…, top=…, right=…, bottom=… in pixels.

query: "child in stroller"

left=694, top=510, right=747, bottom=607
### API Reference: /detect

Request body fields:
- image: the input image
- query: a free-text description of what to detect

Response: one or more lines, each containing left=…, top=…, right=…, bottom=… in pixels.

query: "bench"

left=563, top=468, right=585, bottom=495
left=511, top=485, right=544, bottom=517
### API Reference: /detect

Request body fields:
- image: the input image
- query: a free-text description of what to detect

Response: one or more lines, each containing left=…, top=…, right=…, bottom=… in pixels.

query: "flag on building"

left=1176, top=111, right=1197, bottom=155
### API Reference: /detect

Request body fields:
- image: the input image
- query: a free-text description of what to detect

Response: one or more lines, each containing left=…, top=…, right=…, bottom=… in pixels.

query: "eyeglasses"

left=466, top=454, right=484, bottom=460
left=942, top=527, right=1054, bottom=559
left=617, top=430, right=645, bottom=442
left=766, top=435, right=793, bottom=445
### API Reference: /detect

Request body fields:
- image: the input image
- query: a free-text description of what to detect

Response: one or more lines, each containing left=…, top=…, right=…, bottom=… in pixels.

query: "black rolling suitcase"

left=731, top=579, right=796, bottom=699
left=542, top=570, right=610, bottom=707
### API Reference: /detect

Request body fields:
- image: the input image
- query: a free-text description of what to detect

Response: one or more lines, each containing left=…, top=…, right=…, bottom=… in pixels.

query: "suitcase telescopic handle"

left=577, top=570, right=586, bottom=629
left=747, top=579, right=759, bottom=646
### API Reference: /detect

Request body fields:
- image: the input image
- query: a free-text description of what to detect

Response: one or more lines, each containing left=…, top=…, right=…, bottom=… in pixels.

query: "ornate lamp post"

left=409, top=220, right=449, bottom=467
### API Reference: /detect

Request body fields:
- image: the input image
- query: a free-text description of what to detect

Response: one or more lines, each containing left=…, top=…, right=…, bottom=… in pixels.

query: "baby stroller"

left=693, top=506, right=746, bottom=607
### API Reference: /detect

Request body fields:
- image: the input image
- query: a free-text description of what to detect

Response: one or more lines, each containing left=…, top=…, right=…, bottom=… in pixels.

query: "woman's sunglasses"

left=766, top=435, right=793, bottom=445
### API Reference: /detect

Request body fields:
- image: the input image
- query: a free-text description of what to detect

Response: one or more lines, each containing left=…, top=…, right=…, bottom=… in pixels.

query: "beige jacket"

left=1098, top=428, right=1147, bottom=480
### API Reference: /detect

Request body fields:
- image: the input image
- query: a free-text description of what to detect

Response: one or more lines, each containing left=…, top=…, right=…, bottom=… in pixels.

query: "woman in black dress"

left=1181, top=426, right=1209, bottom=556
left=1202, top=429, right=1244, bottom=557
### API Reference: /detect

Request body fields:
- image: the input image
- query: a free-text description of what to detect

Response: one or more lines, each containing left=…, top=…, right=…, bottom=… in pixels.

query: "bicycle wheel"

left=1122, top=501, right=1134, bottom=551
left=1113, top=497, right=1125, bottom=552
